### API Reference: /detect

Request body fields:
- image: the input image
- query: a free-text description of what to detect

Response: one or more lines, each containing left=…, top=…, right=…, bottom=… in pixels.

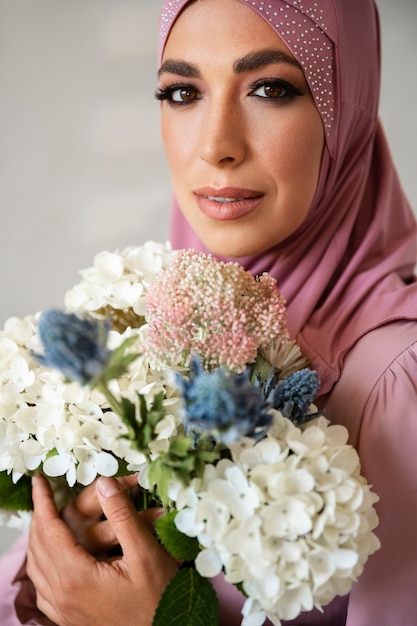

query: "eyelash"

left=155, top=83, right=201, bottom=105
left=248, top=78, right=304, bottom=100
left=154, top=78, right=303, bottom=106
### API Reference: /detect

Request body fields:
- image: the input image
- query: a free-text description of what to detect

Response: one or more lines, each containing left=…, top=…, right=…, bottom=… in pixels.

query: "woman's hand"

left=59, top=473, right=144, bottom=555
left=27, top=474, right=178, bottom=626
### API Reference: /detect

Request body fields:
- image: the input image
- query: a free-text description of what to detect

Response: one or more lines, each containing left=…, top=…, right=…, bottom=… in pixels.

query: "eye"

left=171, top=85, right=199, bottom=102
left=254, top=83, right=285, bottom=98
left=155, top=84, right=201, bottom=104
left=249, top=79, right=303, bottom=100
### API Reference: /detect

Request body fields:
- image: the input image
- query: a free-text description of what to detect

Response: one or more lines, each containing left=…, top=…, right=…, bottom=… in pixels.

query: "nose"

left=198, top=98, right=246, bottom=167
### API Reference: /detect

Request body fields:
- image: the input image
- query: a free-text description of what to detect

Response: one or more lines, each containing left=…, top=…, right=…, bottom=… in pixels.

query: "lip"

left=194, top=186, right=264, bottom=221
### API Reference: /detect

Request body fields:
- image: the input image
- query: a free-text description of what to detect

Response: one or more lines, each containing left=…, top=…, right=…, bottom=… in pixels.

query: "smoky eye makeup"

left=155, top=82, right=201, bottom=105
left=248, top=77, right=305, bottom=101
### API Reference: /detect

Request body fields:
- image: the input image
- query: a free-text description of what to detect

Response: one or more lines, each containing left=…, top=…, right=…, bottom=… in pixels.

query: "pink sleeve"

left=324, top=322, right=417, bottom=625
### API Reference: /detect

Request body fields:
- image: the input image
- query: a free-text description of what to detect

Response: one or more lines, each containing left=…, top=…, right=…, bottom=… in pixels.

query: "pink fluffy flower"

left=145, top=250, right=289, bottom=372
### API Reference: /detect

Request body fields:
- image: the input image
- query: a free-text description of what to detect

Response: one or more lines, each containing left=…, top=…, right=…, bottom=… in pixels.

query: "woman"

left=2, top=0, right=417, bottom=624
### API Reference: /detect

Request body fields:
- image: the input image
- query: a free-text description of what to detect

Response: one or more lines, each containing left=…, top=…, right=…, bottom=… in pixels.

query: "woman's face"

left=159, top=0, right=325, bottom=258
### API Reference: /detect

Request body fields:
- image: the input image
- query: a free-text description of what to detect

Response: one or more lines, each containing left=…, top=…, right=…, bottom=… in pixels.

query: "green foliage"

left=134, top=392, right=166, bottom=449
left=100, top=335, right=140, bottom=383
left=154, top=510, right=200, bottom=561
left=153, top=568, right=219, bottom=626
left=147, top=435, right=220, bottom=508
left=0, top=471, right=33, bottom=511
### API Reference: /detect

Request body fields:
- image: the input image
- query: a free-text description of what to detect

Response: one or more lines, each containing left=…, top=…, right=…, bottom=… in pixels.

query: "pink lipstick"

left=194, top=186, right=263, bottom=221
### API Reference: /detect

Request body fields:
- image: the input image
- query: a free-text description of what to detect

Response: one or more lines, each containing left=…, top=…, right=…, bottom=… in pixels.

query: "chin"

left=193, top=217, right=283, bottom=258
left=201, top=237, right=270, bottom=259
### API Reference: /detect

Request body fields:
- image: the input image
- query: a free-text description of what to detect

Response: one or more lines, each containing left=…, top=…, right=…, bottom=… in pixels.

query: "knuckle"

left=107, top=502, right=135, bottom=525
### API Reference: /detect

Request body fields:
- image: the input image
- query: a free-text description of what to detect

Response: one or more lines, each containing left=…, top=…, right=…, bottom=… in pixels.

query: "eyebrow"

left=234, top=49, right=301, bottom=73
left=158, top=48, right=302, bottom=78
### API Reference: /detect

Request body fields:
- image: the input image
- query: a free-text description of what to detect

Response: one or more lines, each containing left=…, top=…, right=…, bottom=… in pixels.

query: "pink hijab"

left=159, top=0, right=417, bottom=395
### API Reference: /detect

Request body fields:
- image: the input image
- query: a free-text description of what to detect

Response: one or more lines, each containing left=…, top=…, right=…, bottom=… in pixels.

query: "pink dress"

left=0, top=535, right=52, bottom=626
left=2, top=320, right=417, bottom=625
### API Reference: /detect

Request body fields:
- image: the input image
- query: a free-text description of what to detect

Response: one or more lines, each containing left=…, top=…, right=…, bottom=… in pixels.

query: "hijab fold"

left=160, top=0, right=417, bottom=394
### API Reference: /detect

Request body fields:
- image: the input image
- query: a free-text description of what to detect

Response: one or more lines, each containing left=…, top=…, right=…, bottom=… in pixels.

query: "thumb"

left=96, top=476, right=155, bottom=565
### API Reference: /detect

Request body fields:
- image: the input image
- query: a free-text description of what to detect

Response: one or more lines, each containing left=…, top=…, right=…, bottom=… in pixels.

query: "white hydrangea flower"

left=65, top=241, right=174, bottom=319
left=0, top=508, right=32, bottom=533
left=0, top=243, right=182, bottom=528
left=172, top=410, right=380, bottom=626
left=195, top=547, right=224, bottom=578
left=42, top=450, right=77, bottom=486
left=241, top=599, right=267, bottom=626
left=75, top=447, right=120, bottom=486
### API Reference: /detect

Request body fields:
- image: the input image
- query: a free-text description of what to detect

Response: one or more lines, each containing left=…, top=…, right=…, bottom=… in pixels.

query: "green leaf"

left=148, top=457, right=172, bottom=507
left=101, top=335, right=140, bottom=382
left=119, top=396, right=138, bottom=436
left=154, top=510, right=200, bottom=561
left=168, top=435, right=192, bottom=458
left=153, top=568, right=219, bottom=626
left=0, top=471, right=33, bottom=511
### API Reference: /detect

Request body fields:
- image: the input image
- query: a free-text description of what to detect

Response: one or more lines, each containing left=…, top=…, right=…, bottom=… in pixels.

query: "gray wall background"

left=0, top=0, right=416, bottom=555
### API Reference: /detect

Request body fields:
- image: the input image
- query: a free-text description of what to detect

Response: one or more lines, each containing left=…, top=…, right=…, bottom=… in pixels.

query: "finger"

left=79, top=498, right=162, bottom=554
left=31, top=473, right=60, bottom=519
left=30, top=473, right=70, bottom=562
left=27, top=475, right=68, bottom=595
left=60, top=479, right=102, bottom=522
left=117, top=473, right=140, bottom=489
left=29, top=476, right=102, bottom=622
left=62, top=474, right=139, bottom=522
left=96, top=477, right=159, bottom=572
left=79, top=519, right=120, bottom=554
left=59, top=474, right=140, bottom=553
left=29, top=474, right=94, bottom=574
left=80, top=503, right=163, bottom=554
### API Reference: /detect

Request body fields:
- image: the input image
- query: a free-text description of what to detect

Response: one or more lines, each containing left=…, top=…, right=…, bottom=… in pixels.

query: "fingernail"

left=97, top=476, right=122, bottom=497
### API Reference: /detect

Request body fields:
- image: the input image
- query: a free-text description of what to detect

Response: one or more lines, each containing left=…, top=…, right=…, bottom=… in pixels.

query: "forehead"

left=162, top=0, right=295, bottom=62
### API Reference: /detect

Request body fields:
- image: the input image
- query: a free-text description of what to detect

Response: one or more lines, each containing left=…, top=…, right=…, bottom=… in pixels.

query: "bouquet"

left=0, top=241, right=380, bottom=626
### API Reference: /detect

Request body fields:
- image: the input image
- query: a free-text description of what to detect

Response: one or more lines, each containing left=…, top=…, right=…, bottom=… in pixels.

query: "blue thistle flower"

left=35, top=309, right=111, bottom=384
left=271, top=368, right=320, bottom=424
left=177, top=356, right=273, bottom=443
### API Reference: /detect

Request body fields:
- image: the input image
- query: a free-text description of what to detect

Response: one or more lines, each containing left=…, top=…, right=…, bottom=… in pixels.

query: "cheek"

left=161, top=120, right=179, bottom=170
left=267, top=114, right=324, bottom=199
left=161, top=114, right=197, bottom=175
